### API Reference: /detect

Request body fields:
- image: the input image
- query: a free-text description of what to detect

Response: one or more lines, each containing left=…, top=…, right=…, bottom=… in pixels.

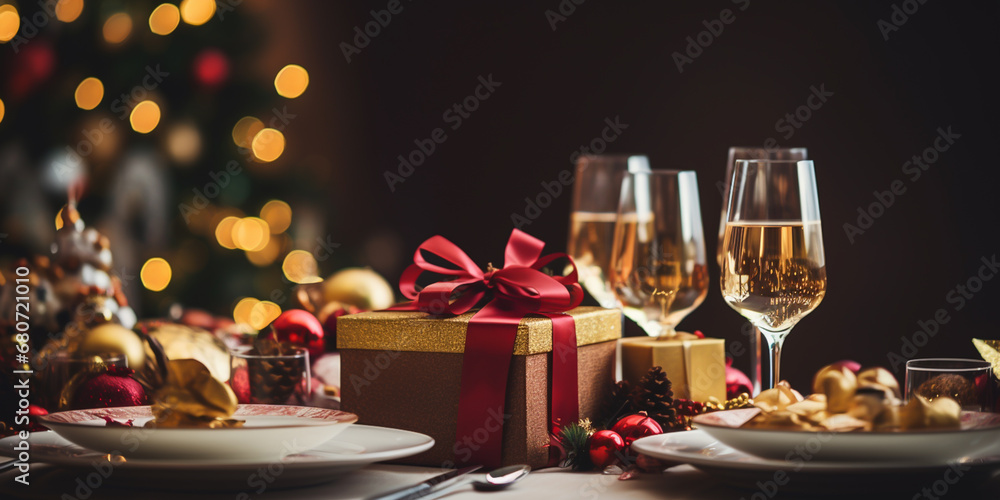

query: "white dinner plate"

left=39, top=404, right=357, bottom=462
left=0, top=425, right=434, bottom=491
left=632, top=429, right=1000, bottom=494
left=690, top=408, right=1000, bottom=463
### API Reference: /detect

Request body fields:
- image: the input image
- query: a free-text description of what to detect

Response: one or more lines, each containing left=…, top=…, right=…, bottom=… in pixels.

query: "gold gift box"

left=337, top=306, right=622, bottom=468
left=620, top=335, right=726, bottom=402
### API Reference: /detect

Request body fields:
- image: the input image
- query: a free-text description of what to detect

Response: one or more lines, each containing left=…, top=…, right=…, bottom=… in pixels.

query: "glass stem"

left=759, top=327, right=792, bottom=390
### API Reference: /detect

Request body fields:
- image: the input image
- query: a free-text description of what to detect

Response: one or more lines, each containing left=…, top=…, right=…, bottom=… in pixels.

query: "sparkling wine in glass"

left=718, top=147, right=807, bottom=395
left=567, top=155, right=651, bottom=308
left=611, top=170, right=708, bottom=336
left=721, top=160, right=826, bottom=389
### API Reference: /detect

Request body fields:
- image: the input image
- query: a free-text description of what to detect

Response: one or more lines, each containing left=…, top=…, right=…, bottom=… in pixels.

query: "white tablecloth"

left=4, top=462, right=1000, bottom=500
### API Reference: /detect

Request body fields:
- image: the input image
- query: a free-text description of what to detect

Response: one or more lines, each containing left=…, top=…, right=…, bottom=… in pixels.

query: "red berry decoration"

left=271, top=309, right=325, bottom=359
left=588, top=430, right=625, bottom=469
left=725, top=357, right=753, bottom=399
left=611, top=413, right=663, bottom=455
left=71, top=367, right=147, bottom=409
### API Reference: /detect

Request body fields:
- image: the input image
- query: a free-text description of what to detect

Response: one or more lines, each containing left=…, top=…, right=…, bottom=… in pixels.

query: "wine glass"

left=720, top=160, right=826, bottom=390
left=567, top=155, right=651, bottom=308
left=611, top=170, right=708, bottom=336
left=718, top=148, right=807, bottom=395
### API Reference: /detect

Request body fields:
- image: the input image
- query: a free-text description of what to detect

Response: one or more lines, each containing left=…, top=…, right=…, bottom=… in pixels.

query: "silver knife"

left=365, top=465, right=483, bottom=500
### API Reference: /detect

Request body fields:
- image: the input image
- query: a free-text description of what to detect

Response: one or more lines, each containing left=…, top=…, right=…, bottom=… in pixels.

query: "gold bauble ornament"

left=79, top=323, right=146, bottom=368
left=322, top=267, right=394, bottom=310
left=146, top=323, right=231, bottom=382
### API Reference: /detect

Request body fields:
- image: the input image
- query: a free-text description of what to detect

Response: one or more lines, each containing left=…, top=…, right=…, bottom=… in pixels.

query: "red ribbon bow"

left=395, top=229, right=583, bottom=467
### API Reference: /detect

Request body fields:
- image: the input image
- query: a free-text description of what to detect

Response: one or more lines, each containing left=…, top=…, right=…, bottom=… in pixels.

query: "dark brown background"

left=286, top=0, right=1000, bottom=390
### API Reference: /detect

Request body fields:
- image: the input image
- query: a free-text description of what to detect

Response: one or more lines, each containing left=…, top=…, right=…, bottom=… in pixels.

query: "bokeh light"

left=180, top=0, right=215, bottom=26
left=233, top=297, right=259, bottom=325
left=282, top=250, right=321, bottom=284
left=246, top=237, right=282, bottom=267
left=274, top=64, right=309, bottom=99
left=260, top=200, right=292, bottom=234
left=0, top=97, right=4, bottom=125
left=74, top=77, right=104, bottom=110
left=165, top=122, right=202, bottom=164
left=55, top=0, right=84, bottom=23
left=231, top=116, right=263, bottom=149
left=149, top=3, right=180, bottom=35
left=232, top=217, right=270, bottom=251
left=130, top=100, right=161, bottom=133
left=0, top=5, right=19, bottom=43
left=249, top=301, right=281, bottom=330
left=103, top=12, right=133, bottom=44
left=214, top=216, right=240, bottom=249
left=251, top=128, right=285, bottom=162
left=140, top=257, right=172, bottom=291
left=54, top=205, right=81, bottom=230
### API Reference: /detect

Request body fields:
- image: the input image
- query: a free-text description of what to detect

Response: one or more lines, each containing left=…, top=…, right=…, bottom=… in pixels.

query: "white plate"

left=690, top=408, right=1000, bottom=463
left=0, top=425, right=434, bottom=491
left=39, top=404, right=357, bottom=461
left=632, top=429, right=1000, bottom=493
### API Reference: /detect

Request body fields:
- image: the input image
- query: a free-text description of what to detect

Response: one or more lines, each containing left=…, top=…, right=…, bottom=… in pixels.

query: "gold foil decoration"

left=336, top=306, right=620, bottom=355
left=973, top=338, right=1000, bottom=378
left=146, top=359, right=243, bottom=428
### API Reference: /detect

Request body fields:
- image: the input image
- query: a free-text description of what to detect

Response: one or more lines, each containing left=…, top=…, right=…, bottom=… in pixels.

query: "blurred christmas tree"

left=0, top=0, right=331, bottom=323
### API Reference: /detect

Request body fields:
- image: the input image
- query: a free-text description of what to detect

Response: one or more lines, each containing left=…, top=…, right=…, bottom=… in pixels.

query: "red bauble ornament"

left=588, top=430, right=625, bottom=469
left=271, top=309, right=325, bottom=359
left=611, top=413, right=663, bottom=454
left=71, top=367, right=147, bottom=409
left=193, top=48, right=230, bottom=88
left=725, top=357, right=753, bottom=399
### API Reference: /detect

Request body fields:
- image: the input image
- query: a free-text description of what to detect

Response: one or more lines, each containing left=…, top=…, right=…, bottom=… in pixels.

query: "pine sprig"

left=557, top=419, right=594, bottom=470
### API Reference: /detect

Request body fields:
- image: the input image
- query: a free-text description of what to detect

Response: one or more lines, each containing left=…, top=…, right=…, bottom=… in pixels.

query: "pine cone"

left=247, top=339, right=308, bottom=404
left=602, top=380, right=633, bottom=427
left=632, top=366, right=679, bottom=430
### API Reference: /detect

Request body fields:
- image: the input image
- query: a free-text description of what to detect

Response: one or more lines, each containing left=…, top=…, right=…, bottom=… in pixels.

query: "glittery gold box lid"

left=336, top=306, right=621, bottom=356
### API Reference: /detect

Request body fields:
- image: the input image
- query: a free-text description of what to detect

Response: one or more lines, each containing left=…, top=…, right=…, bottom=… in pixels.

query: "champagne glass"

left=719, top=148, right=807, bottom=395
left=720, top=160, right=826, bottom=390
left=611, top=170, right=708, bottom=336
left=567, top=155, right=651, bottom=308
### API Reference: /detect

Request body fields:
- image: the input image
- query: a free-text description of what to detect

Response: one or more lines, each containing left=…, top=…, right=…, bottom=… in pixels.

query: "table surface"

left=3, top=462, right=1000, bottom=500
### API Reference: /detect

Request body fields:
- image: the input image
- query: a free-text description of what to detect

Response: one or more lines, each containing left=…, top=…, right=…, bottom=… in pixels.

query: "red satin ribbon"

left=394, top=229, right=583, bottom=467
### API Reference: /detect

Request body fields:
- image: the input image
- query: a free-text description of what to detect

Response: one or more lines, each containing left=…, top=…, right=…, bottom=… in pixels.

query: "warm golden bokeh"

left=140, top=257, right=172, bottom=291
left=249, top=300, right=282, bottom=330
left=0, top=97, right=4, bottom=125
left=233, top=297, right=259, bottom=325
left=130, top=100, right=161, bottom=133
left=282, top=250, right=321, bottom=284
left=251, top=128, right=285, bottom=162
left=232, top=217, right=270, bottom=251
left=149, top=3, right=180, bottom=35
left=165, top=122, right=201, bottom=164
left=103, top=12, right=133, bottom=44
left=74, top=77, right=104, bottom=110
left=260, top=200, right=292, bottom=234
left=0, top=5, right=19, bottom=43
left=274, top=64, right=309, bottom=99
left=231, top=116, right=263, bottom=149
left=246, top=236, right=282, bottom=267
left=54, top=206, right=81, bottom=230
left=180, top=0, right=215, bottom=26
left=214, top=216, right=240, bottom=249
left=55, top=0, right=84, bottom=23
